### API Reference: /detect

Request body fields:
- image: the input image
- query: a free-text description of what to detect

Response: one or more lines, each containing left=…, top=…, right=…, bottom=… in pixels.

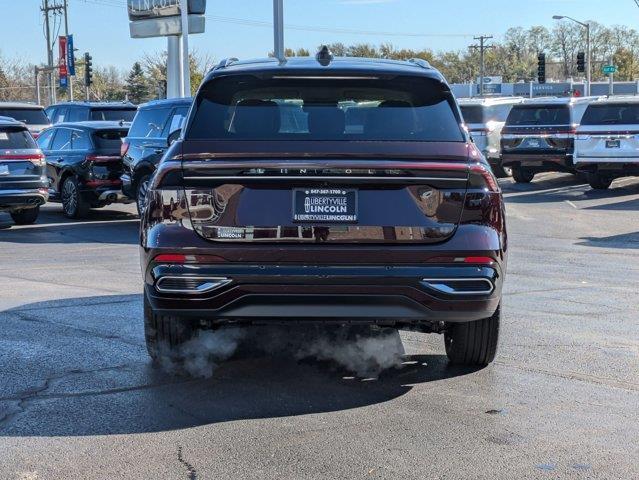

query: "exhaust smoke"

left=157, top=325, right=405, bottom=379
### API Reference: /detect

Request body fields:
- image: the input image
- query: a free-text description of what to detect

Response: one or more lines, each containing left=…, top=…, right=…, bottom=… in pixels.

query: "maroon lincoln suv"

left=140, top=53, right=507, bottom=366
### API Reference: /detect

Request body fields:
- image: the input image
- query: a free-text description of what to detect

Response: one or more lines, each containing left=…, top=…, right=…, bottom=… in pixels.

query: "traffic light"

left=84, top=53, right=93, bottom=87
left=577, top=52, right=586, bottom=73
left=537, top=53, right=546, bottom=84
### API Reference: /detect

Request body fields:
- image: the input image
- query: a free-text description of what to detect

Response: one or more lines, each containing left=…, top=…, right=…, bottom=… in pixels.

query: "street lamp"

left=553, top=15, right=591, bottom=96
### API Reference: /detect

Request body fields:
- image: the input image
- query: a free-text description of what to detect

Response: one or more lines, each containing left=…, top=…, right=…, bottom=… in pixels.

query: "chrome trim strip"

left=421, top=278, right=494, bottom=296
left=183, top=176, right=468, bottom=182
left=155, top=276, right=232, bottom=295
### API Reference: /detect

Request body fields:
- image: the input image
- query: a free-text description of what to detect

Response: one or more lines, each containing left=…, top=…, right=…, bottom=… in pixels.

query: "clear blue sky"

left=3, top=0, right=639, bottom=71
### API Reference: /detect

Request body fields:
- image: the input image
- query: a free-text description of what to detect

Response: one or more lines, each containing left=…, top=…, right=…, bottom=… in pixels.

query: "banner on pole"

left=67, top=34, right=75, bottom=76
left=58, top=36, right=68, bottom=79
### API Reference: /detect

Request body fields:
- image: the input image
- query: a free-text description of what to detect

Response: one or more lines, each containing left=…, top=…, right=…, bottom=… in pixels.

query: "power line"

left=75, top=0, right=478, bottom=39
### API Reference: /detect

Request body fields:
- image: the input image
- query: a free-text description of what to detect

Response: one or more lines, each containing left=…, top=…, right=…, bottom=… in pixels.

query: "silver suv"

left=574, top=96, right=639, bottom=190
left=459, top=97, right=523, bottom=177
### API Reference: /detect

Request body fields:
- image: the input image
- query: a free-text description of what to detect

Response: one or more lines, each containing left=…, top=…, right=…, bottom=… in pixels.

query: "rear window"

left=128, top=107, right=172, bottom=138
left=581, top=103, right=639, bottom=125
left=0, top=127, right=37, bottom=149
left=90, top=108, right=136, bottom=122
left=93, top=129, right=128, bottom=149
left=506, top=105, right=570, bottom=126
left=460, top=106, right=484, bottom=124
left=0, top=108, right=48, bottom=125
left=187, top=75, right=464, bottom=142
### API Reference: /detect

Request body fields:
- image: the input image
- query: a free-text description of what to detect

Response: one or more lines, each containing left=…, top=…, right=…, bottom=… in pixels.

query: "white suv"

left=458, top=97, right=524, bottom=177
left=575, top=97, right=639, bottom=189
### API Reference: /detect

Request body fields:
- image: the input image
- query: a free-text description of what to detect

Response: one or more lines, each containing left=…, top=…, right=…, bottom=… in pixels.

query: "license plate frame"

left=293, top=188, right=358, bottom=223
left=606, top=139, right=621, bottom=149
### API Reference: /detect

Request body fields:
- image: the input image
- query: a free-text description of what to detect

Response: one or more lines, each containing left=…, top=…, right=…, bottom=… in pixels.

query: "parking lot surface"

left=1, top=173, right=638, bottom=479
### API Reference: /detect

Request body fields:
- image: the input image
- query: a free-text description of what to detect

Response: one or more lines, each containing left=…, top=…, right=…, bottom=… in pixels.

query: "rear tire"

left=61, top=176, right=89, bottom=219
left=10, top=206, right=39, bottom=225
left=445, top=305, right=500, bottom=366
left=143, top=292, right=196, bottom=362
left=136, top=174, right=151, bottom=216
left=512, top=166, right=535, bottom=183
left=587, top=172, right=613, bottom=190
left=492, top=162, right=512, bottom=178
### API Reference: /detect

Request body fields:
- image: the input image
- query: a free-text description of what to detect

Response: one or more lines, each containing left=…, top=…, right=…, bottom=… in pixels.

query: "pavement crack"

left=177, top=445, right=198, bottom=480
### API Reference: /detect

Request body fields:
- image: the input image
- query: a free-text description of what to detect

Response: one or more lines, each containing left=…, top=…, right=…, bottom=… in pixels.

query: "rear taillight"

left=120, top=142, right=130, bottom=157
left=154, top=254, right=227, bottom=264
left=85, top=154, right=121, bottom=163
left=469, top=163, right=500, bottom=193
left=0, top=153, right=45, bottom=167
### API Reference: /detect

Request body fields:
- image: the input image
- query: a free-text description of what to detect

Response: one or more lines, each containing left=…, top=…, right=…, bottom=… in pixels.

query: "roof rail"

left=214, top=58, right=239, bottom=70
left=408, top=58, right=432, bottom=69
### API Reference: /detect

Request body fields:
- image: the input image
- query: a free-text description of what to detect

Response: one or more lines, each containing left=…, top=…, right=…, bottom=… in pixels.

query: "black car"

left=45, top=101, right=137, bottom=125
left=0, top=117, right=48, bottom=226
left=140, top=53, right=506, bottom=367
left=36, top=121, right=130, bottom=218
left=120, top=97, right=192, bottom=213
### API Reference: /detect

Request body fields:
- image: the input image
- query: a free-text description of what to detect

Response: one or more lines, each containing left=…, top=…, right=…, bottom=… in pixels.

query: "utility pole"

left=41, top=0, right=64, bottom=105
left=273, top=0, right=284, bottom=62
left=469, top=35, right=493, bottom=96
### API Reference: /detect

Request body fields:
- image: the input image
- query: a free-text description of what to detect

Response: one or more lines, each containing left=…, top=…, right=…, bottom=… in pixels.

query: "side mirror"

left=167, top=128, right=182, bottom=147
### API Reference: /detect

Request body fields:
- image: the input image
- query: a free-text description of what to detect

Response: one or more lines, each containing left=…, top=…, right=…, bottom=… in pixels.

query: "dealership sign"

left=127, top=0, right=206, bottom=21
left=128, top=0, right=206, bottom=38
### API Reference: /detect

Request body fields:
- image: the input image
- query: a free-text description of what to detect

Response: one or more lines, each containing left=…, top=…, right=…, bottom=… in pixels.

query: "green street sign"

left=602, top=65, right=618, bottom=74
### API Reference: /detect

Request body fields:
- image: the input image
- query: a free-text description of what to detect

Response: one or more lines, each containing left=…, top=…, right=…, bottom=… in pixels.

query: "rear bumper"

left=0, top=188, right=48, bottom=211
left=575, top=158, right=639, bottom=175
left=501, top=152, right=574, bottom=172
left=144, top=263, right=504, bottom=325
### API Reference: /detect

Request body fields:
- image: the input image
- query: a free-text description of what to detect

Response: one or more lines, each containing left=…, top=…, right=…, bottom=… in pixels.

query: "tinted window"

left=506, top=105, right=570, bottom=126
left=71, top=130, right=91, bottom=150
left=36, top=129, right=55, bottom=150
left=51, top=129, right=72, bottom=150
left=187, top=75, right=464, bottom=142
left=581, top=103, right=639, bottom=125
left=128, top=107, right=171, bottom=138
left=460, top=106, right=484, bottom=124
left=162, top=106, right=190, bottom=137
left=93, top=129, right=128, bottom=150
left=67, top=107, right=88, bottom=122
left=0, top=108, right=49, bottom=125
left=0, top=127, right=37, bottom=149
left=90, top=108, right=136, bottom=122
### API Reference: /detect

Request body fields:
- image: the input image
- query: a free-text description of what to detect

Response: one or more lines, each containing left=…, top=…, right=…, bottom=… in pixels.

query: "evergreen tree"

left=125, top=62, right=149, bottom=104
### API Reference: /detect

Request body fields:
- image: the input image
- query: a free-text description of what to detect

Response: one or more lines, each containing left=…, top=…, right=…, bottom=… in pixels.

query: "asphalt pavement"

left=0, top=172, right=638, bottom=479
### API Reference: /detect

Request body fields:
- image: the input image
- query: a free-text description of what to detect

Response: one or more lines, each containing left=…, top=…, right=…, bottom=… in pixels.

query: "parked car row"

left=462, top=94, right=639, bottom=189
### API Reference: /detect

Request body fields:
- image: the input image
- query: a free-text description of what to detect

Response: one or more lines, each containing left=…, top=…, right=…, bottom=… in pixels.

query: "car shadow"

left=0, top=294, right=482, bottom=437
left=577, top=231, right=639, bottom=249
left=0, top=208, right=139, bottom=244
left=501, top=174, right=639, bottom=205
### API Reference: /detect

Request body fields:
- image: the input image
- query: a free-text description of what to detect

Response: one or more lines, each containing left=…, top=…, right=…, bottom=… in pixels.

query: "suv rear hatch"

left=175, top=73, right=488, bottom=244
left=502, top=104, right=574, bottom=154
left=0, top=126, right=45, bottom=191
left=577, top=102, right=639, bottom=161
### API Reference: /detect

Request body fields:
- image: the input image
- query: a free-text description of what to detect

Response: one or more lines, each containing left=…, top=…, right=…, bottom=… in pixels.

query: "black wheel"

left=587, top=172, right=613, bottom=190
left=143, top=291, right=195, bottom=362
left=445, top=305, right=500, bottom=366
left=492, top=162, right=512, bottom=178
left=136, top=174, right=151, bottom=216
left=61, top=176, right=89, bottom=219
left=511, top=166, right=535, bottom=183
left=10, top=206, right=40, bottom=225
